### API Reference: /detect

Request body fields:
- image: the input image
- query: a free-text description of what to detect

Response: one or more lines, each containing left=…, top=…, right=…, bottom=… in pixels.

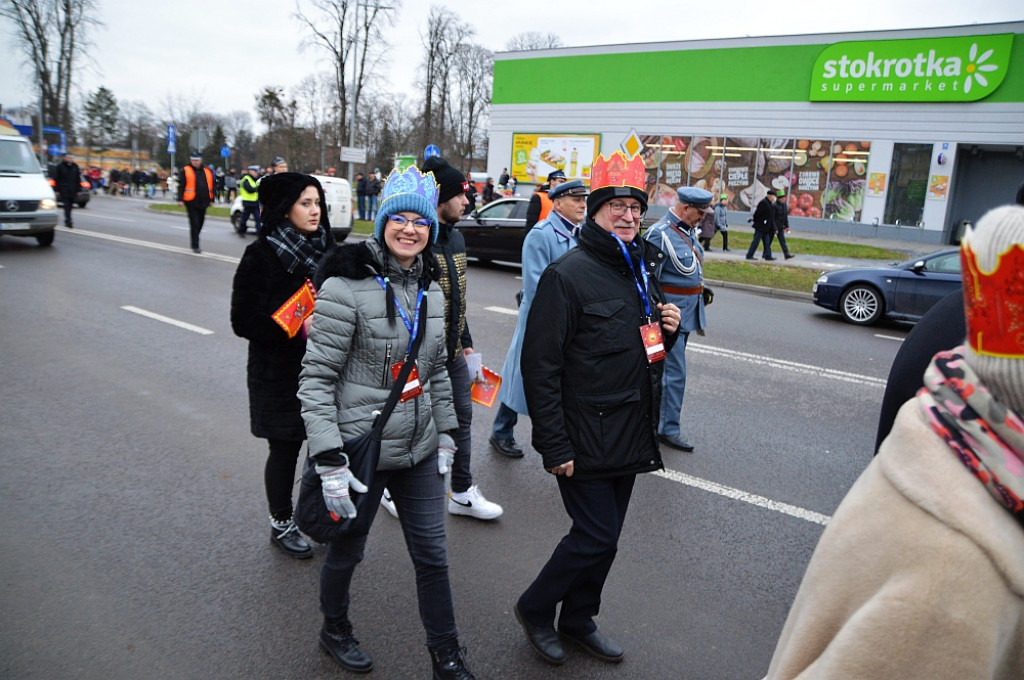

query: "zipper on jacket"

left=382, top=342, right=393, bottom=387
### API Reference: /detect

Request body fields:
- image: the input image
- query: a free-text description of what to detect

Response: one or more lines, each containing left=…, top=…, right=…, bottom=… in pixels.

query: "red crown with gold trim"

left=962, top=241, right=1024, bottom=358
left=590, top=151, right=646, bottom=192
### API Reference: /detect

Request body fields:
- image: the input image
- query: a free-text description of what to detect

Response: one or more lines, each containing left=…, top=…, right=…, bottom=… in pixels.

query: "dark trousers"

left=357, top=194, right=366, bottom=221
left=746, top=230, right=773, bottom=259
left=446, top=355, right=473, bottom=494
left=239, top=201, right=261, bottom=234
left=518, top=474, right=636, bottom=634
left=60, top=190, right=75, bottom=225
left=265, top=438, right=303, bottom=521
left=773, top=229, right=791, bottom=256
left=186, top=204, right=207, bottom=250
left=491, top=401, right=519, bottom=440
left=320, top=452, right=458, bottom=648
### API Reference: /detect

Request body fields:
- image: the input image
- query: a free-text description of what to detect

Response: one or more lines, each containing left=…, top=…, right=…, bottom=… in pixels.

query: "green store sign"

left=810, top=34, right=1014, bottom=102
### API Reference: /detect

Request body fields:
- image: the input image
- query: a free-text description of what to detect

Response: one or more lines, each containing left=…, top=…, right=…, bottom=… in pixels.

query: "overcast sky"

left=1, top=0, right=1020, bottom=126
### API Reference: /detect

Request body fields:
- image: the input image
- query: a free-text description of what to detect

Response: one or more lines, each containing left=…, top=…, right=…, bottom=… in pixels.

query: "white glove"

left=316, top=457, right=368, bottom=520
left=437, top=433, right=456, bottom=475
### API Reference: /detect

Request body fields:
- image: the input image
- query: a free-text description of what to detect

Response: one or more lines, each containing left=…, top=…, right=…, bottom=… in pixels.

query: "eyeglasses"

left=388, top=214, right=432, bottom=229
left=605, top=201, right=645, bottom=218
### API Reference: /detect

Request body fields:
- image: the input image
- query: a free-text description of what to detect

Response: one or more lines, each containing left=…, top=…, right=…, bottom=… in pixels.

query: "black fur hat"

left=258, top=172, right=330, bottom=236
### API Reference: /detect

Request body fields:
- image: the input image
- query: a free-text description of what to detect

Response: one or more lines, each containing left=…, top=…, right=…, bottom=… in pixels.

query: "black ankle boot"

left=320, top=619, right=373, bottom=673
left=430, top=642, right=476, bottom=680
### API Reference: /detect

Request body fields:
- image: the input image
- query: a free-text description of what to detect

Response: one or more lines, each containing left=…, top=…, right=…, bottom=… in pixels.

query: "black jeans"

left=517, top=474, right=636, bottom=634
left=773, top=228, right=791, bottom=256
left=320, top=452, right=458, bottom=648
left=60, top=190, right=75, bottom=225
left=746, top=230, right=773, bottom=259
left=265, top=439, right=303, bottom=521
left=239, top=201, right=261, bottom=233
left=446, top=355, right=473, bottom=494
left=186, top=204, right=207, bottom=249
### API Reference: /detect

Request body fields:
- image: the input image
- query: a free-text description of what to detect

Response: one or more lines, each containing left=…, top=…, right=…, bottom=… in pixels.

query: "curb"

left=705, top=278, right=813, bottom=303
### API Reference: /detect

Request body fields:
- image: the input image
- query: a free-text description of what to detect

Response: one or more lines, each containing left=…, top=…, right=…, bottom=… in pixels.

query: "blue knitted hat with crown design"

left=374, top=166, right=441, bottom=243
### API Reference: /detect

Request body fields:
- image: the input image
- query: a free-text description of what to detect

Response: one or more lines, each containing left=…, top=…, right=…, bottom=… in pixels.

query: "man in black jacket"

left=514, top=151, right=680, bottom=666
left=53, top=152, right=82, bottom=227
left=746, top=189, right=777, bottom=260
left=772, top=189, right=795, bottom=259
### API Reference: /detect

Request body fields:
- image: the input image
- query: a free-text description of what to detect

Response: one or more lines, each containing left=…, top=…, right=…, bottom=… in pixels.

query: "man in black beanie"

left=380, top=155, right=504, bottom=522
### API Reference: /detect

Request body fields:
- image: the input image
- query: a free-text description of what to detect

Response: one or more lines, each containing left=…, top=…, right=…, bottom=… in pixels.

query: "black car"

left=47, top=177, right=91, bottom=208
left=812, top=248, right=962, bottom=325
left=455, top=197, right=530, bottom=263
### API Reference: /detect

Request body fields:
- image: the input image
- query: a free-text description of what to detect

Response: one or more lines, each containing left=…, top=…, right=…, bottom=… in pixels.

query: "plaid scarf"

left=265, top=222, right=329, bottom=276
left=917, top=347, right=1024, bottom=526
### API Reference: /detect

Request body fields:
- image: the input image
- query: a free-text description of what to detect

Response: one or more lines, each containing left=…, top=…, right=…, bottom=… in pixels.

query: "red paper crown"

left=962, top=242, right=1024, bottom=358
left=590, top=151, right=646, bottom=192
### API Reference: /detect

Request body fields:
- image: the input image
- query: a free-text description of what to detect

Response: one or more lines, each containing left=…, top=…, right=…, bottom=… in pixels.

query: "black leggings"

left=265, top=439, right=304, bottom=521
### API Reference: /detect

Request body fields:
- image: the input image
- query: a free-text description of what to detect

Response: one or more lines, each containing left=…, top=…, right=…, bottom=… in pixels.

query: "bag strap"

left=371, top=292, right=428, bottom=432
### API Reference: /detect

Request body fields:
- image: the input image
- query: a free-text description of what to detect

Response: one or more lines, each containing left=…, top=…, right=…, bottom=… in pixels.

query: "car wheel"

left=76, top=201, right=87, bottom=208
left=230, top=212, right=240, bottom=230
left=839, top=285, right=883, bottom=325
left=36, top=230, right=55, bottom=247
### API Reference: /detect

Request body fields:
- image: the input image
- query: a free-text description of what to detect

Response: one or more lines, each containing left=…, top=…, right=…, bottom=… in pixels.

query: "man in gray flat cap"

left=642, top=186, right=715, bottom=452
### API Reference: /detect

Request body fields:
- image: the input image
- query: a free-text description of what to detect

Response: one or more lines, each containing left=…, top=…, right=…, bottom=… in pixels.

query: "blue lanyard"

left=375, top=276, right=424, bottom=355
left=611, top=235, right=652, bottom=321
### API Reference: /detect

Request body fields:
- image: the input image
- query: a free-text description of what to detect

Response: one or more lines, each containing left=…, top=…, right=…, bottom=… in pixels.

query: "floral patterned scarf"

left=917, top=347, right=1024, bottom=525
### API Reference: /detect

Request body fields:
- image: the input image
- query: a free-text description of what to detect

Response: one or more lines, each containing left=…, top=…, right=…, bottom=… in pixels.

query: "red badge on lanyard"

left=390, top=361, right=424, bottom=402
left=640, top=322, right=665, bottom=364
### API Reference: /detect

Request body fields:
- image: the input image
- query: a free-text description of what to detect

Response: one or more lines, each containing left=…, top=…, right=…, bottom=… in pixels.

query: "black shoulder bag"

left=294, top=294, right=427, bottom=542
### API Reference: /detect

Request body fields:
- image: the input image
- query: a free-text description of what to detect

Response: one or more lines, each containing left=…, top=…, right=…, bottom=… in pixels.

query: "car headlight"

left=40, top=198, right=57, bottom=210
left=816, top=274, right=828, bottom=284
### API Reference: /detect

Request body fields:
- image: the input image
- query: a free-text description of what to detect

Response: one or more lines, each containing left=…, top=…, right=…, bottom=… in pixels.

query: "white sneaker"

left=448, top=485, right=503, bottom=520
left=380, top=487, right=398, bottom=518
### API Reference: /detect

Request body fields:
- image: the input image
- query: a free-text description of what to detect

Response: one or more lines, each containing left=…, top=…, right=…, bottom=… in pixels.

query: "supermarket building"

left=487, top=21, right=1024, bottom=245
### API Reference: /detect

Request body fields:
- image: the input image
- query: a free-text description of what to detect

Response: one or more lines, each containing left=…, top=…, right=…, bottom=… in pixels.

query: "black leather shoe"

left=763, top=256, right=777, bottom=260
left=490, top=434, right=524, bottom=459
left=659, top=434, right=695, bottom=452
left=745, top=255, right=756, bottom=260
left=514, top=604, right=566, bottom=665
left=559, top=628, right=624, bottom=663
left=270, top=520, right=313, bottom=559
left=192, top=247, right=202, bottom=254
left=430, top=642, right=476, bottom=680
left=320, top=620, right=373, bottom=673
left=784, top=253, right=795, bottom=259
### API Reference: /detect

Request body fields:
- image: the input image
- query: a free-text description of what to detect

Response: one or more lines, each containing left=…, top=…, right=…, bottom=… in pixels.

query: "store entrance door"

left=948, top=147, right=1024, bottom=243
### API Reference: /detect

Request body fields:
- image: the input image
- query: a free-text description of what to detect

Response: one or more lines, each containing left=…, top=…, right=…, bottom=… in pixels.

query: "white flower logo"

left=964, top=43, right=999, bottom=94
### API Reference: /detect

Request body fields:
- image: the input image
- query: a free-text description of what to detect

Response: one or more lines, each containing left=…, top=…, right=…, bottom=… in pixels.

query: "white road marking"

left=121, top=306, right=214, bottom=335
left=60, top=228, right=240, bottom=263
left=688, top=343, right=888, bottom=388
left=83, top=212, right=135, bottom=222
left=654, top=468, right=832, bottom=525
left=874, top=334, right=905, bottom=342
left=485, top=306, right=519, bottom=316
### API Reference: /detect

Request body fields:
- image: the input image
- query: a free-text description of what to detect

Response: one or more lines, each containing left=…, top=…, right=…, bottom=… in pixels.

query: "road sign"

left=220, top=145, right=230, bottom=158
left=340, top=146, right=367, bottom=164
left=48, top=144, right=62, bottom=157
left=424, top=144, right=440, bottom=159
left=189, top=129, right=209, bottom=154
left=167, top=124, right=177, bottom=153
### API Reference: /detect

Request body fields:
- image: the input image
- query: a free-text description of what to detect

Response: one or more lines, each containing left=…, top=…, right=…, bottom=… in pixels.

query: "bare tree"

left=419, top=6, right=474, bottom=155
left=504, top=31, right=563, bottom=52
left=1, top=0, right=101, bottom=136
left=448, top=43, right=492, bottom=172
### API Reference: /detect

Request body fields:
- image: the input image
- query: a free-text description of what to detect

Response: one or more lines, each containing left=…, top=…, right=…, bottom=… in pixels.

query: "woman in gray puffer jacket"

left=298, top=166, right=478, bottom=680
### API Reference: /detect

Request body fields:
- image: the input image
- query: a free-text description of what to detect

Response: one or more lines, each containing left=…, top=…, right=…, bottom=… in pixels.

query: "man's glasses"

left=606, top=201, right=645, bottom=218
left=388, top=214, right=432, bottom=229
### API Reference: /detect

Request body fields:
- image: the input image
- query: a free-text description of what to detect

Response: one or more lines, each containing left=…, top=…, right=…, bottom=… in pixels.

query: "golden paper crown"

left=962, top=241, right=1024, bottom=358
left=590, top=151, right=646, bottom=192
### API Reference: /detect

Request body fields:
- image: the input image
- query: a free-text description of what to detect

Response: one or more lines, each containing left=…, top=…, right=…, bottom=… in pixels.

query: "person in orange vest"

left=525, top=170, right=566, bottom=232
left=177, top=151, right=215, bottom=253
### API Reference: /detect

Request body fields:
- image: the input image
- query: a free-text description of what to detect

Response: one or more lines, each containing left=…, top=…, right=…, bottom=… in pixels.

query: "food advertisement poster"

left=757, top=138, right=797, bottom=205
left=928, top=175, right=949, bottom=200
left=511, top=133, right=600, bottom=184
left=685, top=136, right=723, bottom=206
left=641, top=135, right=694, bottom=207
left=822, top=141, right=870, bottom=221
left=721, top=138, right=761, bottom=211
left=639, top=135, right=667, bottom=206
left=868, top=172, right=887, bottom=196
left=789, top=139, right=830, bottom=218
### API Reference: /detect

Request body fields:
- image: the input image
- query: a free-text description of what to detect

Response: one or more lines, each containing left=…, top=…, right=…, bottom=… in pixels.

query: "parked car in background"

left=47, top=176, right=91, bottom=208
left=230, top=173, right=353, bottom=241
left=0, top=124, right=58, bottom=246
left=455, top=197, right=530, bottom=263
left=812, top=248, right=962, bottom=325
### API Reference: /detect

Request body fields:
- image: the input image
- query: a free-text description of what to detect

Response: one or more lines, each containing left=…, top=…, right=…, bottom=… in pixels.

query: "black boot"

left=270, top=516, right=312, bottom=559
left=430, top=641, right=476, bottom=680
left=320, top=618, right=373, bottom=673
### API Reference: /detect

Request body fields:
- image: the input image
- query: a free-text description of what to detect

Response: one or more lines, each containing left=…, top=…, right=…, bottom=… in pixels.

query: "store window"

left=823, top=141, right=870, bottom=222
left=885, top=143, right=931, bottom=226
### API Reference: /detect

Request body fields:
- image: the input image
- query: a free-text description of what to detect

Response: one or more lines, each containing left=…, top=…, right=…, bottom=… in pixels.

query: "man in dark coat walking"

left=746, top=189, right=777, bottom=260
left=53, top=152, right=82, bottom=227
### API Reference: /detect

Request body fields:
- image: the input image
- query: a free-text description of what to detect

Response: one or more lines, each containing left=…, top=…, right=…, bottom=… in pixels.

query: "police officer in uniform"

left=237, top=165, right=262, bottom=236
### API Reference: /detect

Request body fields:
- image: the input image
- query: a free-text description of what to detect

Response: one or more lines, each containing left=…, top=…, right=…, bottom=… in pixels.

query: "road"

left=0, top=195, right=911, bottom=680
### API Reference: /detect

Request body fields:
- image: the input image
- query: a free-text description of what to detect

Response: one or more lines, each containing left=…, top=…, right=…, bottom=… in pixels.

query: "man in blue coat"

left=642, top=186, right=713, bottom=452
left=490, top=180, right=589, bottom=458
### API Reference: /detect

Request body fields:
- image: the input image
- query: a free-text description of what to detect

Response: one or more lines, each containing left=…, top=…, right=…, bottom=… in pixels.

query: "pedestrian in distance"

left=643, top=186, right=714, bottom=453
left=765, top=204, right=1024, bottom=680
left=482, top=177, right=495, bottom=205
left=713, top=193, right=730, bottom=251
left=773, top=189, right=795, bottom=259
left=515, top=151, right=681, bottom=666
left=355, top=172, right=367, bottom=221
left=230, top=172, right=335, bottom=561
left=746, top=188, right=777, bottom=260
left=272, top=156, right=288, bottom=174
left=365, top=171, right=381, bottom=220
left=176, top=151, right=214, bottom=254
left=697, top=205, right=716, bottom=251
left=53, top=151, right=81, bottom=228
left=298, top=164, right=479, bottom=679
left=237, top=165, right=262, bottom=236
left=525, top=169, right=566, bottom=231
left=490, top=179, right=589, bottom=460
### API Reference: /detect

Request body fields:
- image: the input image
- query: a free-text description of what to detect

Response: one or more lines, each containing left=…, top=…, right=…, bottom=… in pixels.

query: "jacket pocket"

left=580, top=298, right=632, bottom=354
left=573, top=387, right=642, bottom=468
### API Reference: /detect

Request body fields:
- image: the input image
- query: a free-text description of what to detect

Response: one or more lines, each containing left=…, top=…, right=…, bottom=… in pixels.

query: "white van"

left=0, top=124, right=58, bottom=246
left=230, top=174, right=353, bottom=241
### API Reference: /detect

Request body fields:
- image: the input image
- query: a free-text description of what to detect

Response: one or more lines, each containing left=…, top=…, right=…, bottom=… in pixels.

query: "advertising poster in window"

left=790, top=138, right=830, bottom=218
left=868, top=172, right=887, bottom=196
left=510, top=133, right=600, bottom=185
left=687, top=136, right=723, bottom=205
left=928, top=175, right=949, bottom=200
left=823, top=141, right=871, bottom=221
left=639, top=134, right=664, bottom=206
left=757, top=138, right=797, bottom=202
left=652, top=136, right=690, bottom=207
left=722, top=137, right=761, bottom=211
